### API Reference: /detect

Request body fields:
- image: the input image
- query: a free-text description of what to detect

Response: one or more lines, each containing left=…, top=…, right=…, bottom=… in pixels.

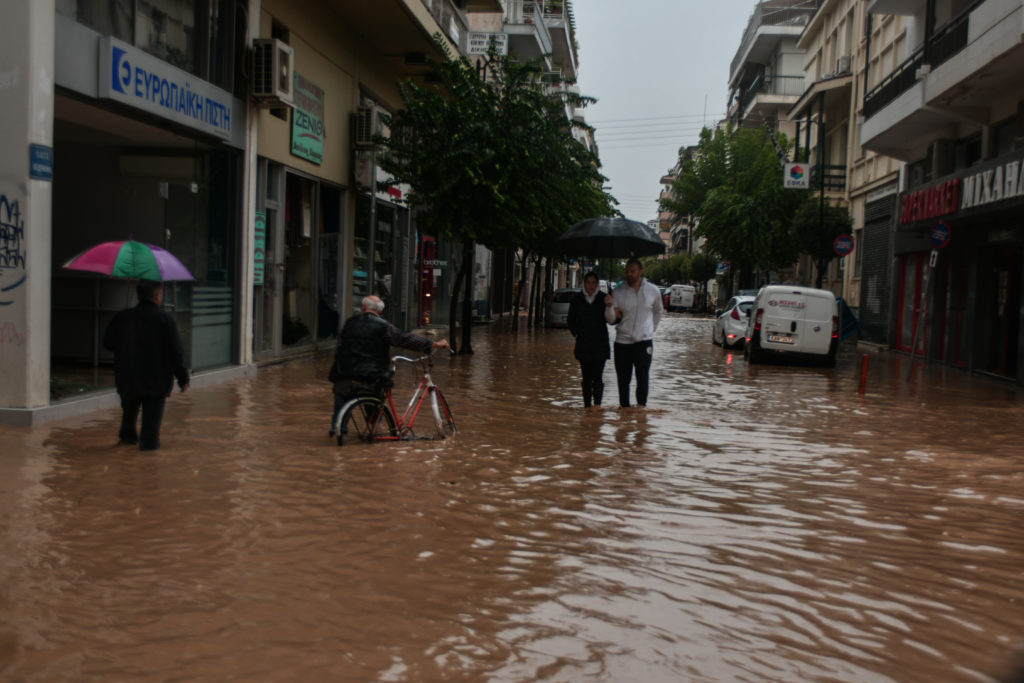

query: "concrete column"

left=0, top=0, right=54, bottom=409
left=236, top=0, right=261, bottom=367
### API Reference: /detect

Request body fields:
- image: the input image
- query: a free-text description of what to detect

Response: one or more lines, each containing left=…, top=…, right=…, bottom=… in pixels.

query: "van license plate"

left=768, top=334, right=794, bottom=344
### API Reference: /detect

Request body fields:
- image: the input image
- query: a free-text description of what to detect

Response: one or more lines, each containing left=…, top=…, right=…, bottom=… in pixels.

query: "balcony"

left=326, top=0, right=470, bottom=75
left=810, top=164, right=847, bottom=193
left=729, top=0, right=819, bottom=85
left=735, top=73, right=805, bottom=126
left=504, top=1, right=576, bottom=78
left=861, top=0, right=1022, bottom=160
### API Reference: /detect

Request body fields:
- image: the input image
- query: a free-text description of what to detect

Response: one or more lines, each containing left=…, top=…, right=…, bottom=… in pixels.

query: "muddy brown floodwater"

left=3, top=315, right=1024, bottom=682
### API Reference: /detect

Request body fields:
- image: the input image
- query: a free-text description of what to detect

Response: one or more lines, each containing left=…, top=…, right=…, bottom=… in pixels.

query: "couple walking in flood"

left=567, top=258, right=663, bottom=409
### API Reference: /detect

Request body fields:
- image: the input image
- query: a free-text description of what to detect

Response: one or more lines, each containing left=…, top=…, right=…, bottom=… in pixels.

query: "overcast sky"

left=573, top=0, right=762, bottom=224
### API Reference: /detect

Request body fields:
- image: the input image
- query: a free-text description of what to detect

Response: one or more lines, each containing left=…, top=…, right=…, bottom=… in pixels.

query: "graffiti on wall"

left=1, top=191, right=27, bottom=306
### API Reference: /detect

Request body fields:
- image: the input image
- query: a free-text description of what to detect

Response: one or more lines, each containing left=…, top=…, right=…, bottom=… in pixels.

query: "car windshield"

left=738, top=301, right=753, bottom=314
left=553, top=290, right=578, bottom=303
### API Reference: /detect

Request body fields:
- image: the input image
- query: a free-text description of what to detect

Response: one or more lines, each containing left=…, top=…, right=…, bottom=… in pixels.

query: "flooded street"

left=3, top=314, right=1024, bottom=681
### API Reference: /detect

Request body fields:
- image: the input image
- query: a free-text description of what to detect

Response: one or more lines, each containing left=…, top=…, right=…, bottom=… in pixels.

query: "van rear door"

left=799, top=293, right=835, bottom=354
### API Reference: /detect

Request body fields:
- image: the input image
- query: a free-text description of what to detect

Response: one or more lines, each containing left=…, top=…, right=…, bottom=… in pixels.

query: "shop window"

left=59, top=0, right=238, bottom=92
left=953, top=133, right=982, bottom=170
left=994, top=117, right=1019, bottom=156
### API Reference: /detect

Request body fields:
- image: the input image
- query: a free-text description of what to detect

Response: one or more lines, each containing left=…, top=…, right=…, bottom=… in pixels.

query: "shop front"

left=894, top=151, right=1024, bottom=383
left=49, top=10, right=248, bottom=406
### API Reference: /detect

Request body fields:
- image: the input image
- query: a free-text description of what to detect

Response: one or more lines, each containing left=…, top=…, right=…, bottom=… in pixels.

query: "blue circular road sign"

left=931, top=220, right=951, bottom=249
left=833, top=234, right=854, bottom=256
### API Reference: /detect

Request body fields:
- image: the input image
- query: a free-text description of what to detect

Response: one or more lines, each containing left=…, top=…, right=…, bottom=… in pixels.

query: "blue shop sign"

left=98, top=36, right=234, bottom=141
left=29, top=144, right=53, bottom=181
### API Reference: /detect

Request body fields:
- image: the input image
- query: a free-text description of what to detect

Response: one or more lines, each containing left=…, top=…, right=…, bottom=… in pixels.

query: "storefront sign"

left=783, top=163, right=808, bottom=189
left=960, top=159, right=1024, bottom=210
left=98, top=36, right=234, bottom=141
left=253, top=211, right=266, bottom=286
left=899, top=152, right=1024, bottom=225
left=466, top=32, right=508, bottom=56
left=290, top=73, right=324, bottom=165
left=899, top=178, right=959, bottom=224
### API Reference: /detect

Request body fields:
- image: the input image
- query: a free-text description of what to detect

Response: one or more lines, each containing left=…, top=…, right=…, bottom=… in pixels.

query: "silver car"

left=712, top=295, right=755, bottom=348
left=546, top=288, right=579, bottom=328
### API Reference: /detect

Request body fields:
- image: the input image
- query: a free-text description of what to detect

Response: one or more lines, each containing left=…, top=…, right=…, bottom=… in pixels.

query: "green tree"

left=791, top=196, right=852, bottom=288
left=661, top=125, right=803, bottom=290
left=380, top=42, right=611, bottom=351
left=690, top=252, right=718, bottom=311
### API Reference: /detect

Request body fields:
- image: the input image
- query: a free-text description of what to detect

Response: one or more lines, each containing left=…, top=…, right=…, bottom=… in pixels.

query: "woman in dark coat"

left=567, top=271, right=611, bottom=408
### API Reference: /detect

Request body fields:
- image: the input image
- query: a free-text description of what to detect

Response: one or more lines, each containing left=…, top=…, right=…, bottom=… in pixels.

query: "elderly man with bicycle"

left=329, top=295, right=449, bottom=438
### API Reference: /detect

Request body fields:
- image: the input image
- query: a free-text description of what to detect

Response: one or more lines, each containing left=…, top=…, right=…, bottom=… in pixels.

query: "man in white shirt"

left=605, top=258, right=664, bottom=407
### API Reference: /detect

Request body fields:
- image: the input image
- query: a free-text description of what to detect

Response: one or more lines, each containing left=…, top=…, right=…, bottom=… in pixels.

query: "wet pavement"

left=2, top=314, right=1024, bottom=681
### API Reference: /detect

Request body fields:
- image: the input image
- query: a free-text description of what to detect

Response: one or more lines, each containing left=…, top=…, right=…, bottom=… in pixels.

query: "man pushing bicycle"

left=328, top=295, right=450, bottom=437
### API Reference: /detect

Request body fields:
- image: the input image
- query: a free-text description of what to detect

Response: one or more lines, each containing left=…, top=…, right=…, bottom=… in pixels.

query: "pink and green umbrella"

left=63, top=239, right=194, bottom=282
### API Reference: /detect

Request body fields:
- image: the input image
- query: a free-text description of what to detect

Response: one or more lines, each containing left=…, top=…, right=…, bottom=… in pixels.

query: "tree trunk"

left=449, top=252, right=467, bottom=354
left=461, top=242, right=474, bottom=354
left=513, top=251, right=528, bottom=331
left=815, top=257, right=826, bottom=289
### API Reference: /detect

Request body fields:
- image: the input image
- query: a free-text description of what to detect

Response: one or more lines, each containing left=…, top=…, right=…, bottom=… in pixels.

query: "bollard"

left=858, top=354, right=869, bottom=394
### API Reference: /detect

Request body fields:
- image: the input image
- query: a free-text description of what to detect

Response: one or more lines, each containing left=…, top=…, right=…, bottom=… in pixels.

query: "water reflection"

left=2, top=316, right=1024, bottom=681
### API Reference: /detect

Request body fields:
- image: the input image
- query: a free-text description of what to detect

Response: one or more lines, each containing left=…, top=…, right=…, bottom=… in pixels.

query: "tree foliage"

left=660, top=125, right=804, bottom=287
left=379, top=41, right=612, bottom=350
left=792, top=195, right=852, bottom=288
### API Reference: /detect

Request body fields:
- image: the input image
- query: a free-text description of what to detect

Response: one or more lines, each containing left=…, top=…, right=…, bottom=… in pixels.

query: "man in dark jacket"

left=103, top=280, right=190, bottom=450
left=329, top=295, right=449, bottom=435
left=567, top=272, right=610, bottom=408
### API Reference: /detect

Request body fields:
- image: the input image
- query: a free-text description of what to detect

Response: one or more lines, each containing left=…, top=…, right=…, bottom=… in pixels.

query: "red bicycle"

left=333, top=353, right=456, bottom=445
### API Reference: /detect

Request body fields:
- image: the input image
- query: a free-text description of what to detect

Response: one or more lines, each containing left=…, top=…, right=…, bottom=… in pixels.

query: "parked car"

left=712, top=295, right=755, bottom=348
left=667, top=284, right=695, bottom=312
left=744, top=285, right=839, bottom=366
left=546, top=288, right=579, bottom=328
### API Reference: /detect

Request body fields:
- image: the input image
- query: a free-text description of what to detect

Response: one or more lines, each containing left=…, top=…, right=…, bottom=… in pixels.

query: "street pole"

left=906, top=248, right=938, bottom=382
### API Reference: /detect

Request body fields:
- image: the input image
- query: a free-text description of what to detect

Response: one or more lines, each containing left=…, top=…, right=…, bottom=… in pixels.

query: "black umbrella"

left=556, top=216, right=666, bottom=258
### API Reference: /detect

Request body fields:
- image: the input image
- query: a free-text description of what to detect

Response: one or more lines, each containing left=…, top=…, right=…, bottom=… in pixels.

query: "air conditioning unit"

left=836, top=55, right=852, bottom=74
left=252, top=38, right=294, bottom=106
left=352, top=106, right=379, bottom=148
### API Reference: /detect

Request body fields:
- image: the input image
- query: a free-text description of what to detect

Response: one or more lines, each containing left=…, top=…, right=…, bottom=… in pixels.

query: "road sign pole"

left=906, top=248, right=938, bottom=382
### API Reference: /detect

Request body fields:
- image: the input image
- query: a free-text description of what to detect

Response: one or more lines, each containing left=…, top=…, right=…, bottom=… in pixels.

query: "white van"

left=667, top=284, right=695, bottom=312
left=744, top=285, right=839, bottom=366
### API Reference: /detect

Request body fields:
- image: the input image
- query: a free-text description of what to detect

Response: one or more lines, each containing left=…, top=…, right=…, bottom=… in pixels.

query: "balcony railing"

left=731, top=0, right=821, bottom=78
left=863, top=0, right=981, bottom=119
left=739, top=73, right=804, bottom=114
left=810, top=164, right=847, bottom=192
left=419, top=0, right=469, bottom=47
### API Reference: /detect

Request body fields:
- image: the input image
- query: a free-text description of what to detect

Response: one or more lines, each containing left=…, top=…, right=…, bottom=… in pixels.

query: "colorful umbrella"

left=63, top=239, right=194, bottom=282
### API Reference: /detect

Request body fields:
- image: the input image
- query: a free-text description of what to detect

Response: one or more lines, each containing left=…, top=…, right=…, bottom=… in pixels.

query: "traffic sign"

left=833, top=234, right=854, bottom=256
left=931, top=220, right=950, bottom=249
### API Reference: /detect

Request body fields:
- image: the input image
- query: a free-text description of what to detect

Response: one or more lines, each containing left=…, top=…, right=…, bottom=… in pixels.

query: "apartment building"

left=469, top=0, right=584, bottom=297
left=0, top=0, right=501, bottom=423
left=728, top=0, right=816, bottom=140
left=788, top=0, right=903, bottom=333
left=861, top=0, right=1024, bottom=383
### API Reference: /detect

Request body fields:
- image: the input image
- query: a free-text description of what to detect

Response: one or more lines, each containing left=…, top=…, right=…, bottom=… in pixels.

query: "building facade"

left=788, top=0, right=903, bottom=327
left=0, top=0, right=502, bottom=424
left=861, top=0, right=1024, bottom=383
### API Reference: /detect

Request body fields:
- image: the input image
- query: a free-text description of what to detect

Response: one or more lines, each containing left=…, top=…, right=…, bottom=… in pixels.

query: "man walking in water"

left=605, top=258, right=663, bottom=407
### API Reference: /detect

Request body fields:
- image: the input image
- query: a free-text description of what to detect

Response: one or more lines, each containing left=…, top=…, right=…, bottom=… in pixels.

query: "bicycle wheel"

left=337, top=397, right=397, bottom=445
left=430, top=389, right=456, bottom=439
